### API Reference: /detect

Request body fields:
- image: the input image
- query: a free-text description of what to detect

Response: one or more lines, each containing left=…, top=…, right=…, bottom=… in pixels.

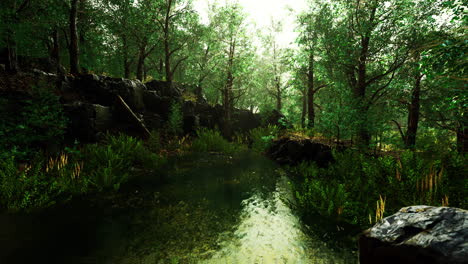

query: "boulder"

left=266, top=137, right=334, bottom=167
left=232, top=109, right=262, bottom=133
left=145, top=80, right=181, bottom=98
left=73, top=74, right=147, bottom=111
left=63, top=102, right=98, bottom=142
left=94, top=104, right=113, bottom=131
left=359, top=206, right=468, bottom=264
left=262, top=109, right=292, bottom=129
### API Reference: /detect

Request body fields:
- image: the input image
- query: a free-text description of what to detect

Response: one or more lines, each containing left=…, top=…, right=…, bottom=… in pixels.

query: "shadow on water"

left=0, top=152, right=357, bottom=263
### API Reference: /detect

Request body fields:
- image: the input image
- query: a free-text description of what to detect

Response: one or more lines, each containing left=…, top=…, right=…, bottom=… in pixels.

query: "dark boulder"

left=262, top=109, right=292, bottom=129
left=359, top=206, right=468, bottom=264
left=63, top=102, right=99, bottom=142
left=267, top=137, right=334, bottom=167
left=142, top=91, right=172, bottom=118
left=145, top=80, right=182, bottom=98
left=232, top=109, right=261, bottom=133
left=73, top=74, right=147, bottom=111
left=63, top=102, right=114, bottom=142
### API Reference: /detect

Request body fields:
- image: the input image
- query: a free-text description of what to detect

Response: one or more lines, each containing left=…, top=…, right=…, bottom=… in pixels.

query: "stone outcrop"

left=359, top=205, right=468, bottom=264
left=1, top=70, right=264, bottom=142
left=266, top=137, right=334, bottom=167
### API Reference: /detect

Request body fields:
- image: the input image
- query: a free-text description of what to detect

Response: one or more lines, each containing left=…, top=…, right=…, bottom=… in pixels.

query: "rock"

left=359, top=206, right=468, bottom=264
left=232, top=109, right=261, bottom=133
left=145, top=80, right=182, bottom=97
left=142, top=113, right=164, bottom=130
left=73, top=74, right=147, bottom=111
left=262, top=109, right=292, bottom=129
left=63, top=102, right=98, bottom=142
left=266, top=137, right=334, bottom=167
left=94, top=104, right=113, bottom=131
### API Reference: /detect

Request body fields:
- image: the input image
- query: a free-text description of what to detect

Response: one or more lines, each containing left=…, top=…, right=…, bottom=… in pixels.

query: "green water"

left=0, top=152, right=357, bottom=264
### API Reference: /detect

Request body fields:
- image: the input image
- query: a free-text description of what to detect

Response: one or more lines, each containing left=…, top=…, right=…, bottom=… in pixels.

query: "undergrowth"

left=293, top=149, right=467, bottom=228
left=0, top=133, right=166, bottom=212
left=191, top=128, right=245, bottom=154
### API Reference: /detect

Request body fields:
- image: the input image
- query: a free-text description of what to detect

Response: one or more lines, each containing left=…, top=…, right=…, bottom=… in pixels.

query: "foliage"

left=167, top=101, right=184, bottom=136
left=0, top=85, right=67, bottom=161
left=0, top=133, right=166, bottom=211
left=249, top=125, right=280, bottom=153
left=82, top=133, right=165, bottom=190
left=293, top=149, right=466, bottom=228
left=0, top=154, right=78, bottom=212
left=191, top=128, right=244, bottom=154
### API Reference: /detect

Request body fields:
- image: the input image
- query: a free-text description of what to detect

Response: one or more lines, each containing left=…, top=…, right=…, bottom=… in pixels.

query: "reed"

left=375, top=195, right=386, bottom=223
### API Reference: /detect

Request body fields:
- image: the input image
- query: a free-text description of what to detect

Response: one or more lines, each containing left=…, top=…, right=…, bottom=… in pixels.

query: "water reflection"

left=203, top=176, right=352, bottom=264
left=0, top=153, right=356, bottom=264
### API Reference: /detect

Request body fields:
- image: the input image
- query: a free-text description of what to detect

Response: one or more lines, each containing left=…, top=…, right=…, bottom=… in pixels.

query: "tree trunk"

left=51, top=29, right=60, bottom=64
left=405, top=73, right=423, bottom=148
left=5, top=1, right=18, bottom=73
left=276, top=94, right=282, bottom=112
left=5, top=30, right=18, bottom=72
left=223, top=67, right=233, bottom=138
left=223, top=40, right=235, bottom=138
left=122, top=35, right=130, bottom=78
left=307, top=52, right=315, bottom=128
left=275, top=79, right=282, bottom=111
left=69, top=0, right=79, bottom=75
left=301, top=89, right=307, bottom=129
left=456, top=124, right=467, bottom=153
left=136, top=45, right=145, bottom=81
left=164, top=0, right=173, bottom=86
left=354, top=35, right=371, bottom=147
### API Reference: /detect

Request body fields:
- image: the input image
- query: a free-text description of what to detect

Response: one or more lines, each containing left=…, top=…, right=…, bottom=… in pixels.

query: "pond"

left=0, top=152, right=357, bottom=263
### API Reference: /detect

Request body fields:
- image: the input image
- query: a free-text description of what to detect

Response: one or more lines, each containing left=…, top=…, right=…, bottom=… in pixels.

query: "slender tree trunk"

left=456, top=124, right=467, bottom=153
left=122, top=35, right=130, bottom=78
left=5, top=1, right=18, bottom=73
left=307, top=52, right=315, bottom=128
left=51, top=29, right=60, bottom=64
left=276, top=93, right=282, bottom=112
left=223, top=40, right=235, bottom=138
left=159, top=58, right=164, bottom=76
left=69, top=0, right=79, bottom=75
left=136, top=44, right=146, bottom=81
left=405, top=73, right=423, bottom=148
left=301, top=88, right=307, bottom=129
left=354, top=35, right=371, bottom=147
left=164, top=0, right=173, bottom=85
left=5, top=29, right=18, bottom=72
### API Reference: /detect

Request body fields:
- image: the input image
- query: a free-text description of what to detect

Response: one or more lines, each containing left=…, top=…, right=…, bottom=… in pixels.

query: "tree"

left=261, top=20, right=290, bottom=112
left=209, top=2, right=254, bottom=136
left=69, top=0, right=79, bottom=75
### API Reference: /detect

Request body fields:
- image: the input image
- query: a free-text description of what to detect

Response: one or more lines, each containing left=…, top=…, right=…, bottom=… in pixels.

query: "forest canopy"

left=0, top=0, right=466, bottom=151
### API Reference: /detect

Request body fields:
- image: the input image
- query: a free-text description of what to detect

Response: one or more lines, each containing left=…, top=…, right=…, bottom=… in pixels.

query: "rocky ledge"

left=359, top=205, right=468, bottom=264
left=266, top=137, right=334, bottom=167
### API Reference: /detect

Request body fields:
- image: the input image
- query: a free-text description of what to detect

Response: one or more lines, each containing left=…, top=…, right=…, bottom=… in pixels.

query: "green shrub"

left=82, top=133, right=166, bottom=190
left=191, top=128, right=243, bottom=154
left=0, top=85, right=67, bottom=161
left=249, top=125, right=280, bottom=153
left=167, top=101, right=184, bottom=136
left=0, top=155, right=71, bottom=211
left=293, top=149, right=463, bottom=228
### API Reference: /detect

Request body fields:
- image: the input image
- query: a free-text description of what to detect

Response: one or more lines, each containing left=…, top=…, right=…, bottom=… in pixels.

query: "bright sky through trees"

left=193, top=0, right=308, bottom=48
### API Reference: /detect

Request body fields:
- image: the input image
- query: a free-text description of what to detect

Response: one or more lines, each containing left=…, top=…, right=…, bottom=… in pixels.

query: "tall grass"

left=191, top=128, right=245, bottom=154
left=293, top=149, right=466, bottom=228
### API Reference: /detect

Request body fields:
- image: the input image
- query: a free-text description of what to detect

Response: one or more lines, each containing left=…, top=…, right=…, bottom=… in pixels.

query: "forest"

left=0, top=0, right=466, bottom=263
